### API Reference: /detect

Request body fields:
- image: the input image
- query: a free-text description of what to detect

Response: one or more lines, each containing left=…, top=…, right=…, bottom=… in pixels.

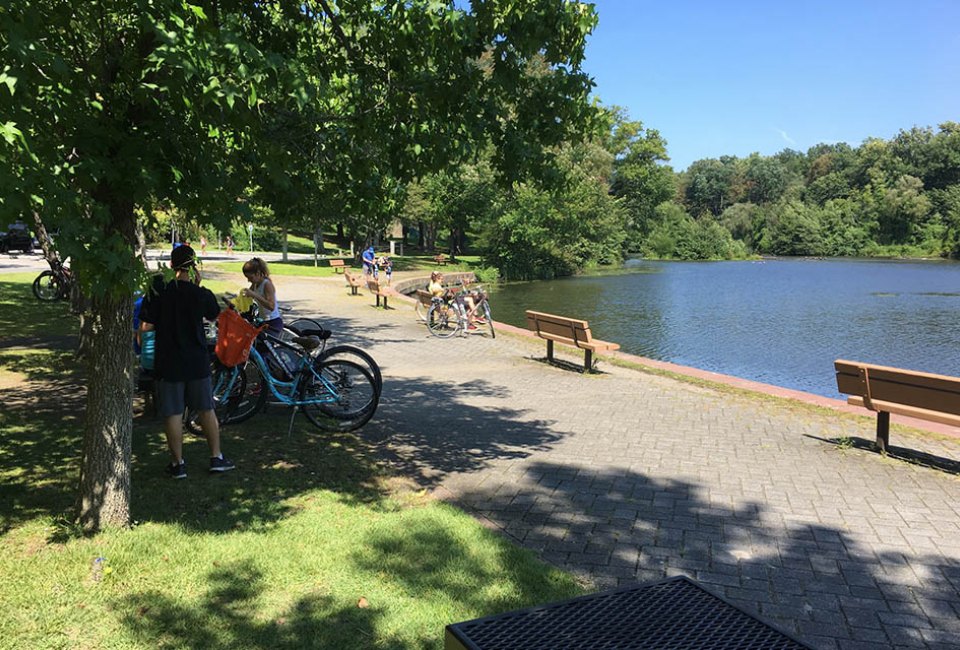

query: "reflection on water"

left=489, top=258, right=960, bottom=398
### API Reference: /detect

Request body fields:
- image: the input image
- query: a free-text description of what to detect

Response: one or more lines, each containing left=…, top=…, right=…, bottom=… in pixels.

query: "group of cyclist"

left=428, top=270, right=487, bottom=333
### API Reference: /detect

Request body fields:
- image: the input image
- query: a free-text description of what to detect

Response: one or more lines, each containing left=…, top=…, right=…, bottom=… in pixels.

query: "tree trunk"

left=31, top=211, right=60, bottom=266
left=77, top=290, right=134, bottom=532
left=77, top=197, right=138, bottom=531
left=135, top=219, right=148, bottom=268
left=417, top=221, right=425, bottom=249
left=313, top=224, right=324, bottom=267
left=281, top=225, right=288, bottom=262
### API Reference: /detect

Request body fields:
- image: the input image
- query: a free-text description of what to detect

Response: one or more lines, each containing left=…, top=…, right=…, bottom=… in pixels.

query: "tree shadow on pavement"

left=448, top=461, right=960, bottom=650
left=360, top=375, right=565, bottom=487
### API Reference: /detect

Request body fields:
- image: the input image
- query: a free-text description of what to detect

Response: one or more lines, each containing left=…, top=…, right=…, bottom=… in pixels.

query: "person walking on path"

left=139, top=245, right=236, bottom=478
left=225, top=235, right=234, bottom=256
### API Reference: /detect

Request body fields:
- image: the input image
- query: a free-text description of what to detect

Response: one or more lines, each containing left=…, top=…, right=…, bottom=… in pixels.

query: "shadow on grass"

left=0, top=277, right=79, bottom=343
left=115, top=517, right=582, bottom=649
left=117, top=559, right=387, bottom=649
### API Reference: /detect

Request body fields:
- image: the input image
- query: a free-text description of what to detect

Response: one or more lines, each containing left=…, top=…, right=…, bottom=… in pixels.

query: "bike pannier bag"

left=215, top=309, right=263, bottom=367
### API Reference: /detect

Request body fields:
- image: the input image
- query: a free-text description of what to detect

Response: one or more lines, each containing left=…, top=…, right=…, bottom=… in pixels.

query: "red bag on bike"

left=215, top=308, right=264, bottom=367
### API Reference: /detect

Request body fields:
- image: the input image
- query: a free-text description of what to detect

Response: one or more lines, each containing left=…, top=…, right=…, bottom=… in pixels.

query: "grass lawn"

left=208, top=254, right=486, bottom=279
left=0, top=274, right=583, bottom=649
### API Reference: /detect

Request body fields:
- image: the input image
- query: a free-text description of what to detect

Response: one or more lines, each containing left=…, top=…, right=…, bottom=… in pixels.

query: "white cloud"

left=774, top=128, right=796, bottom=145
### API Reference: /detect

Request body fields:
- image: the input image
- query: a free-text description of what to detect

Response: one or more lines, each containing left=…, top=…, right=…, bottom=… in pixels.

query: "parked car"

left=0, top=221, right=35, bottom=253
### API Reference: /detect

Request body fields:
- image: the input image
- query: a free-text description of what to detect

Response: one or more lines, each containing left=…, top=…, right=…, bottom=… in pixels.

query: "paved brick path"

left=282, top=273, right=960, bottom=650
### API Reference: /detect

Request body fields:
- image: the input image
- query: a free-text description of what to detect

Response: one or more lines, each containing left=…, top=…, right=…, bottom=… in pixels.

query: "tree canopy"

left=0, top=0, right=599, bottom=530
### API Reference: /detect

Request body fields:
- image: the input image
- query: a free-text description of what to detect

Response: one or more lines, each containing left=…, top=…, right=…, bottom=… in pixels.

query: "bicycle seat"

left=292, top=335, right=322, bottom=351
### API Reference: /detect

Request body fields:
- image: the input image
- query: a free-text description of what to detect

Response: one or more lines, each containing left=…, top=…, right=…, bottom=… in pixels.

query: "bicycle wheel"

left=414, top=299, right=429, bottom=322
left=32, top=271, right=61, bottom=301
left=427, top=303, right=461, bottom=338
left=483, top=301, right=496, bottom=339
left=184, top=364, right=248, bottom=434
left=317, top=344, right=383, bottom=395
left=300, top=358, right=379, bottom=432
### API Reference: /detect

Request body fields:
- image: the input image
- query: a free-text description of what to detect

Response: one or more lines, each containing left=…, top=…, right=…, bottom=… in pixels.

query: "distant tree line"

left=404, top=117, right=960, bottom=277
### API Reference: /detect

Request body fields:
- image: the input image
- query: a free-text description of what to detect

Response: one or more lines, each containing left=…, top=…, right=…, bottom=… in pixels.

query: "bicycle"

left=277, top=315, right=383, bottom=394
left=185, top=309, right=380, bottom=434
left=33, top=258, right=74, bottom=301
left=426, top=283, right=495, bottom=339
left=426, top=295, right=466, bottom=338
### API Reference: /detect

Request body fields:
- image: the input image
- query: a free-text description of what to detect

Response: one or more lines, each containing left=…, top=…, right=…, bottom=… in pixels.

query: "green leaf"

left=0, top=70, right=16, bottom=96
left=186, top=3, right=207, bottom=20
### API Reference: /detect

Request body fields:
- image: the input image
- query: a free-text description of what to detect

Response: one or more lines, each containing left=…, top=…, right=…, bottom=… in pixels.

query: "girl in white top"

left=240, top=257, right=282, bottom=333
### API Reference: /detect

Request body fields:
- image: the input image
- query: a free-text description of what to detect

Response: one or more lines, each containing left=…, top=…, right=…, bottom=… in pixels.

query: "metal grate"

left=446, top=576, right=812, bottom=650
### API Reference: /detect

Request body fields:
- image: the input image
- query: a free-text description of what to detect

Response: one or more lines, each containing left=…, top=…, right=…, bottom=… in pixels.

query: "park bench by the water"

left=835, top=359, right=960, bottom=452
left=344, top=270, right=363, bottom=295
left=445, top=576, right=812, bottom=650
left=433, top=253, right=448, bottom=265
left=367, top=279, right=390, bottom=309
left=328, top=259, right=346, bottom=273
left=525, top=310, right=619, bottom=372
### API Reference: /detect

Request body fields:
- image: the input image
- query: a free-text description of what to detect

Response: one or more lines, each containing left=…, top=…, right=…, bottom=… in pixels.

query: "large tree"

left=0, top=0, right=598, bottom=530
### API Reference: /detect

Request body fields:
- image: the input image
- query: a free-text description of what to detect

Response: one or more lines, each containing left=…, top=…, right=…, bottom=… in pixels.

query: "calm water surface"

left=487, top=259, right=960, bottom=398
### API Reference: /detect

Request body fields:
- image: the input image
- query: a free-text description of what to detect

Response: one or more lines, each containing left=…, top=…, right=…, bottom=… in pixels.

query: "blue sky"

left=582, top=0, right=960, bottom=171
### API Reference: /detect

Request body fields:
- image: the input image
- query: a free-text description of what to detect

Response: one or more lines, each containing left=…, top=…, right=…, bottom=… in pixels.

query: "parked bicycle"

left=277, top=314, right=383, bottom=393
left=185, top=306, right=380, bottom=434
left=33, top=258, right=74, bottom=301
left=426, top=282, right=495, bottom=339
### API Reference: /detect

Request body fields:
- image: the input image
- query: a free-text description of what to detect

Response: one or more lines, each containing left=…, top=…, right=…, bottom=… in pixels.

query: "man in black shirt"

left=140, top=245, right=235, bottom=478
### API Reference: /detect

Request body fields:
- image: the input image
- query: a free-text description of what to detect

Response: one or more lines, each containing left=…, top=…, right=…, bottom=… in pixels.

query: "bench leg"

left=584, top=349, right=593, bottom=373
left=876, top=411, right=890, bottom=453
left=384, top=296, right=388, bottom=310
left=546, top=339, right=554, bottom=363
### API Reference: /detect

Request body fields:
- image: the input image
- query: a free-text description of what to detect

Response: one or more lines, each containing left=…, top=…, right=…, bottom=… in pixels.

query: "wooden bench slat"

left=847, top=396, right=960, bottom=428
left=836, top=359, right=960, bottom=394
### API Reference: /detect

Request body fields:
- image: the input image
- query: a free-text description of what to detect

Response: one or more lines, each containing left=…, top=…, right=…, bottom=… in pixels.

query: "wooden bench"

left=368, top=279, right=390, bottom=309
left=433, top=253, right=448, bottom=265
left=835, top=359, right=960, bottom=452
left=525, top=310, right=620, bottom=373
left=329, top=259, right=345, bottom=273
left=344, top=270, right=363, bottom=295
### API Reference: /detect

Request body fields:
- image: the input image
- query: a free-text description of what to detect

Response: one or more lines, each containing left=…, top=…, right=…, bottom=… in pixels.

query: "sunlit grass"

left=0, top=273, right=584, bottom=649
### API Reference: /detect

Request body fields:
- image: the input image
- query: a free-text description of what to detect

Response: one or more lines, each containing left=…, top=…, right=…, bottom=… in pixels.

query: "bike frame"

left=214, top=333, right=341, bottom=409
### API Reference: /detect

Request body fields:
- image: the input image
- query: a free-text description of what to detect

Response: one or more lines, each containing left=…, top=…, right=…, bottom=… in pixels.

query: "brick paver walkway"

left=281, top=273, right=960, bottom=650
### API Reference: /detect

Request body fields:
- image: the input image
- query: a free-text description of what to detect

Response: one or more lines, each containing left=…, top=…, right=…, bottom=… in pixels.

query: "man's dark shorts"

left=156, top=377, right=214, bottom=417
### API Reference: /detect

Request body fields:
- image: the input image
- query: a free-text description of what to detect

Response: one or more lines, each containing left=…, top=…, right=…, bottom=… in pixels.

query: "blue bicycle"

left=186, top=324, right=380, bottom=433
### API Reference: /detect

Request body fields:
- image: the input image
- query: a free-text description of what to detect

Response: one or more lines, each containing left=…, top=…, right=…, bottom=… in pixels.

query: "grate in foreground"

left=445, top=576, right=812, bottom=649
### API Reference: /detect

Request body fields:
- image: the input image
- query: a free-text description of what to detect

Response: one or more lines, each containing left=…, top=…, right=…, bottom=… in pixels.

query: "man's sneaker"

left=209, top=456, right=236, bottom=473
left=166, top=461, right=187, bottom=479
left=473, top=318, right=487, bottom=325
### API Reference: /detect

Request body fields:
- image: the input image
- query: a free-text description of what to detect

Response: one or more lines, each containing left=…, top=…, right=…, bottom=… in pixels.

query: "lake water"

left=487, top=259, right=960, bottom=398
